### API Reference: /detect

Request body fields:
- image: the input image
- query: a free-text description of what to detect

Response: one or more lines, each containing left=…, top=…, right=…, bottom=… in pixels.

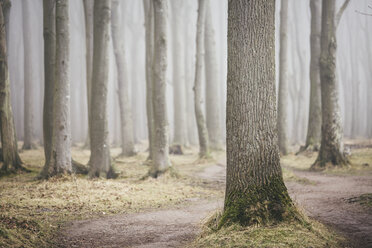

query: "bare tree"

left=220, top=0, right=295, bottom=227
left=149, top=0, right=170, bottom=177
left=111, top=0, right=136, bottom=157
left=194, top=0, right=209, bottom=158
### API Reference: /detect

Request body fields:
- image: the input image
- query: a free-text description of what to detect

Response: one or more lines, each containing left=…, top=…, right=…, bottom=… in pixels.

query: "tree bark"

left=194, top=0, right=209, bottom=158
left=89, top=0, right=115, bottom=178
left=0, top=0, right=26, bottom=174
left=149, top=0, right=170, bottom=177
left=143, top=0, right=155, bottom=159
left=221, top=0, right=295, bottom=227
left=204, top=0, right=222, bottom=150
left=111, top=0, right=135, bottom=157
left=277, top=0, right=289, bottom=155
left=22, top=0, right=36, bottom=150
left=312, top=0, right=348, bottom=169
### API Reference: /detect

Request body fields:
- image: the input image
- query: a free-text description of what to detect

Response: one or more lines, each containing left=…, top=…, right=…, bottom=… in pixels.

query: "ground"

left=0, top=141, right=371, bottom=248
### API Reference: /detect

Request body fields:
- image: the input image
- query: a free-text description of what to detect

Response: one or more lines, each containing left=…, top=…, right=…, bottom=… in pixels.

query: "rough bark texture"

left=312, top=0, right=348, bottom=169
left=0, top=0, right=25, bottom=173
left=111, top=0, right=136, bottom=157
left=221, top=0, right=295, bottom=227
left=2, top=0, right=9, bottom=45
left=150, top=0, right=170, bottom=177
left=277, top=0, right=289, bottom=155
left=41, top=0, right=72, bottom=178
left=22, top=0, right=36, bottom=150
left=171, top=0, right=188, bottom=147
left=302, top=0, right=322, bottom=152
left=194, top=0, right=209, bottom=158
left=42, top=0, right=56, bottom=168
left=143, top=0, right=155, bottom=160
left=204, top=0, right=222, bottom=150
left=89, top=0, right=115, bottom=178
left=82, top=0, right=94, bottom=148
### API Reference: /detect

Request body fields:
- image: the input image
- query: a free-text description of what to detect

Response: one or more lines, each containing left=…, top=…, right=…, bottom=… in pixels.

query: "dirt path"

left=285, top=168, right=372, bottom=248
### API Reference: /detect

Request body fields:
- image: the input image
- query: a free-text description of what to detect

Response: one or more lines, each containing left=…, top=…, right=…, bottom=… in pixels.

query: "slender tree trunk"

left=277, top=0, right=289, bottom=155
left=204, top=0, right=222, bottom=150
left=143, top=0, right=155, bottom=159
left=194, top=0, right=209, bottom=158
left=171, top=0, right=187, bottom=146
left=221, top=0, right=295, bottom=227
left=149, top=0, right=170, bottom=177
left=82, top=0, right=93, bottom=148
left=89, top=0, right=115, bottom=178
left=312, top=0, right=348, bottom=169
left=0, top=0, right=26, bottom=174
left=42, top=0, right=56, bottom=168
left=111, top=0, right=135, bottom=157
left=2, top=0, right=9, bottom=45
left=22, top=0, right=36, bottom=150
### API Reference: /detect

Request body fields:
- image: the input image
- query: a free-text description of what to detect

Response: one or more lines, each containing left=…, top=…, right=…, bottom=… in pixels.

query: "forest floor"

left=0, top=140, right=371, bottom=248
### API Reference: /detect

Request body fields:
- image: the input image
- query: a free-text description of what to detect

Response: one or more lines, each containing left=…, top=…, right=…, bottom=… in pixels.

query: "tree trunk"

left=204, top=0, right=222, bottom=150
left=302, top=0, right=322, bottom=152
left=143, top=0, right=155, bottom=159
left=2, top=0, right=9, bottom=46
left=22, top=0, right=36, bottom=150
left=82, top=0, right=94, bottom=149
left=277, top=0, right=289, bottom=155
left=221, top=0, right=295, bottom=227
left=194, top=0, right=209, bottom=158
left=111, top=0, right=135, bottom=157
left=89, top=0, right=115, bottom=178
left=312, top=0, right=348, bottom=169
left=171, top=0, right=188, bottom=147
left=149, top=0, right=170, bottom=177
left=0, top=0, right=26, bottom=174
left=42, top=0, right=56, bottom=168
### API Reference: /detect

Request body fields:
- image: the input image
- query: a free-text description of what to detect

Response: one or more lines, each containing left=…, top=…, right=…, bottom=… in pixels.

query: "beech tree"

left=194, top=0, right=209, bottom=158
left=312, top=0, right=350, bottom=169
left=149, top=0, right=170, bottom=177
left=221, top=0, right=295, bottom=227
left=89, top=0, right=116, bottom=178
left=111, top=0, right=136, bottom=157
left=0, top=0, right=27, bottom=174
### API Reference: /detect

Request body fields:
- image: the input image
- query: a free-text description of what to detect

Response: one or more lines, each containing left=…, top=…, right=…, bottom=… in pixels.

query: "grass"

left=347, top=193, right=372, bottom=208
left=0, top=146, right=223, bottom=248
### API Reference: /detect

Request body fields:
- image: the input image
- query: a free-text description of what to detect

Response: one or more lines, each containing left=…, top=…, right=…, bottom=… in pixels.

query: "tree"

left=277, top=0, right=289, bottom=155
left=0, top=0, right=27, bottom=174
left=312, top=0, right=350, bottom=169
left=149, top=0, right=170, bottom=177
left=300, top=0, right=322, bottom=153
left=143, top=0, right=155, bottom=160
left=21, top=0, right=36, bottom=150
left=89, top=0, right=116, bottom=178
left=194, top=0, right=209, bottom=158
left=220, top=0, right=295, bottom=227
left=111, top=0, right=136, bottom=157
left=40, top=0, right=72, bottom=177
left=204, top=0, right=222, bottom=150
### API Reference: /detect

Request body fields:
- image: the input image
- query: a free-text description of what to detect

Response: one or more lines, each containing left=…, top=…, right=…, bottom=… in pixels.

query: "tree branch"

left=335, top=0, right=351, bottom=29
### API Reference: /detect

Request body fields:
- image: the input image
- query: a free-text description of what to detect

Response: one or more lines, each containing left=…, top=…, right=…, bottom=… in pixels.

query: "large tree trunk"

left=89, top=0, right=115, bottom=178
left=194, top=0, right=209, bottom=158
left=312, top=0, right=348, bottom=169
left=221, top=0, right=295, bottom=227
left=149, top=0, right=170, bottom=177
left=41, top=0, right=72, bottom=178
left=277, top=0, right=289, bottom=155
left=204, top=0, right=222, bottom=150
left=0, top=0, right=26, bottom=174
left=42, top=0, right=56, bottom=168
left=21, top=0, right=36, bottom=150
left=82, top=0, right=93, bottom=149
left=171, top=0, right=188, bottom=147
left=111, top=0, right=135, bottom=157
left=143, top=0, right=155, bottom=159
left=302, top=0, right=322, bottom=152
